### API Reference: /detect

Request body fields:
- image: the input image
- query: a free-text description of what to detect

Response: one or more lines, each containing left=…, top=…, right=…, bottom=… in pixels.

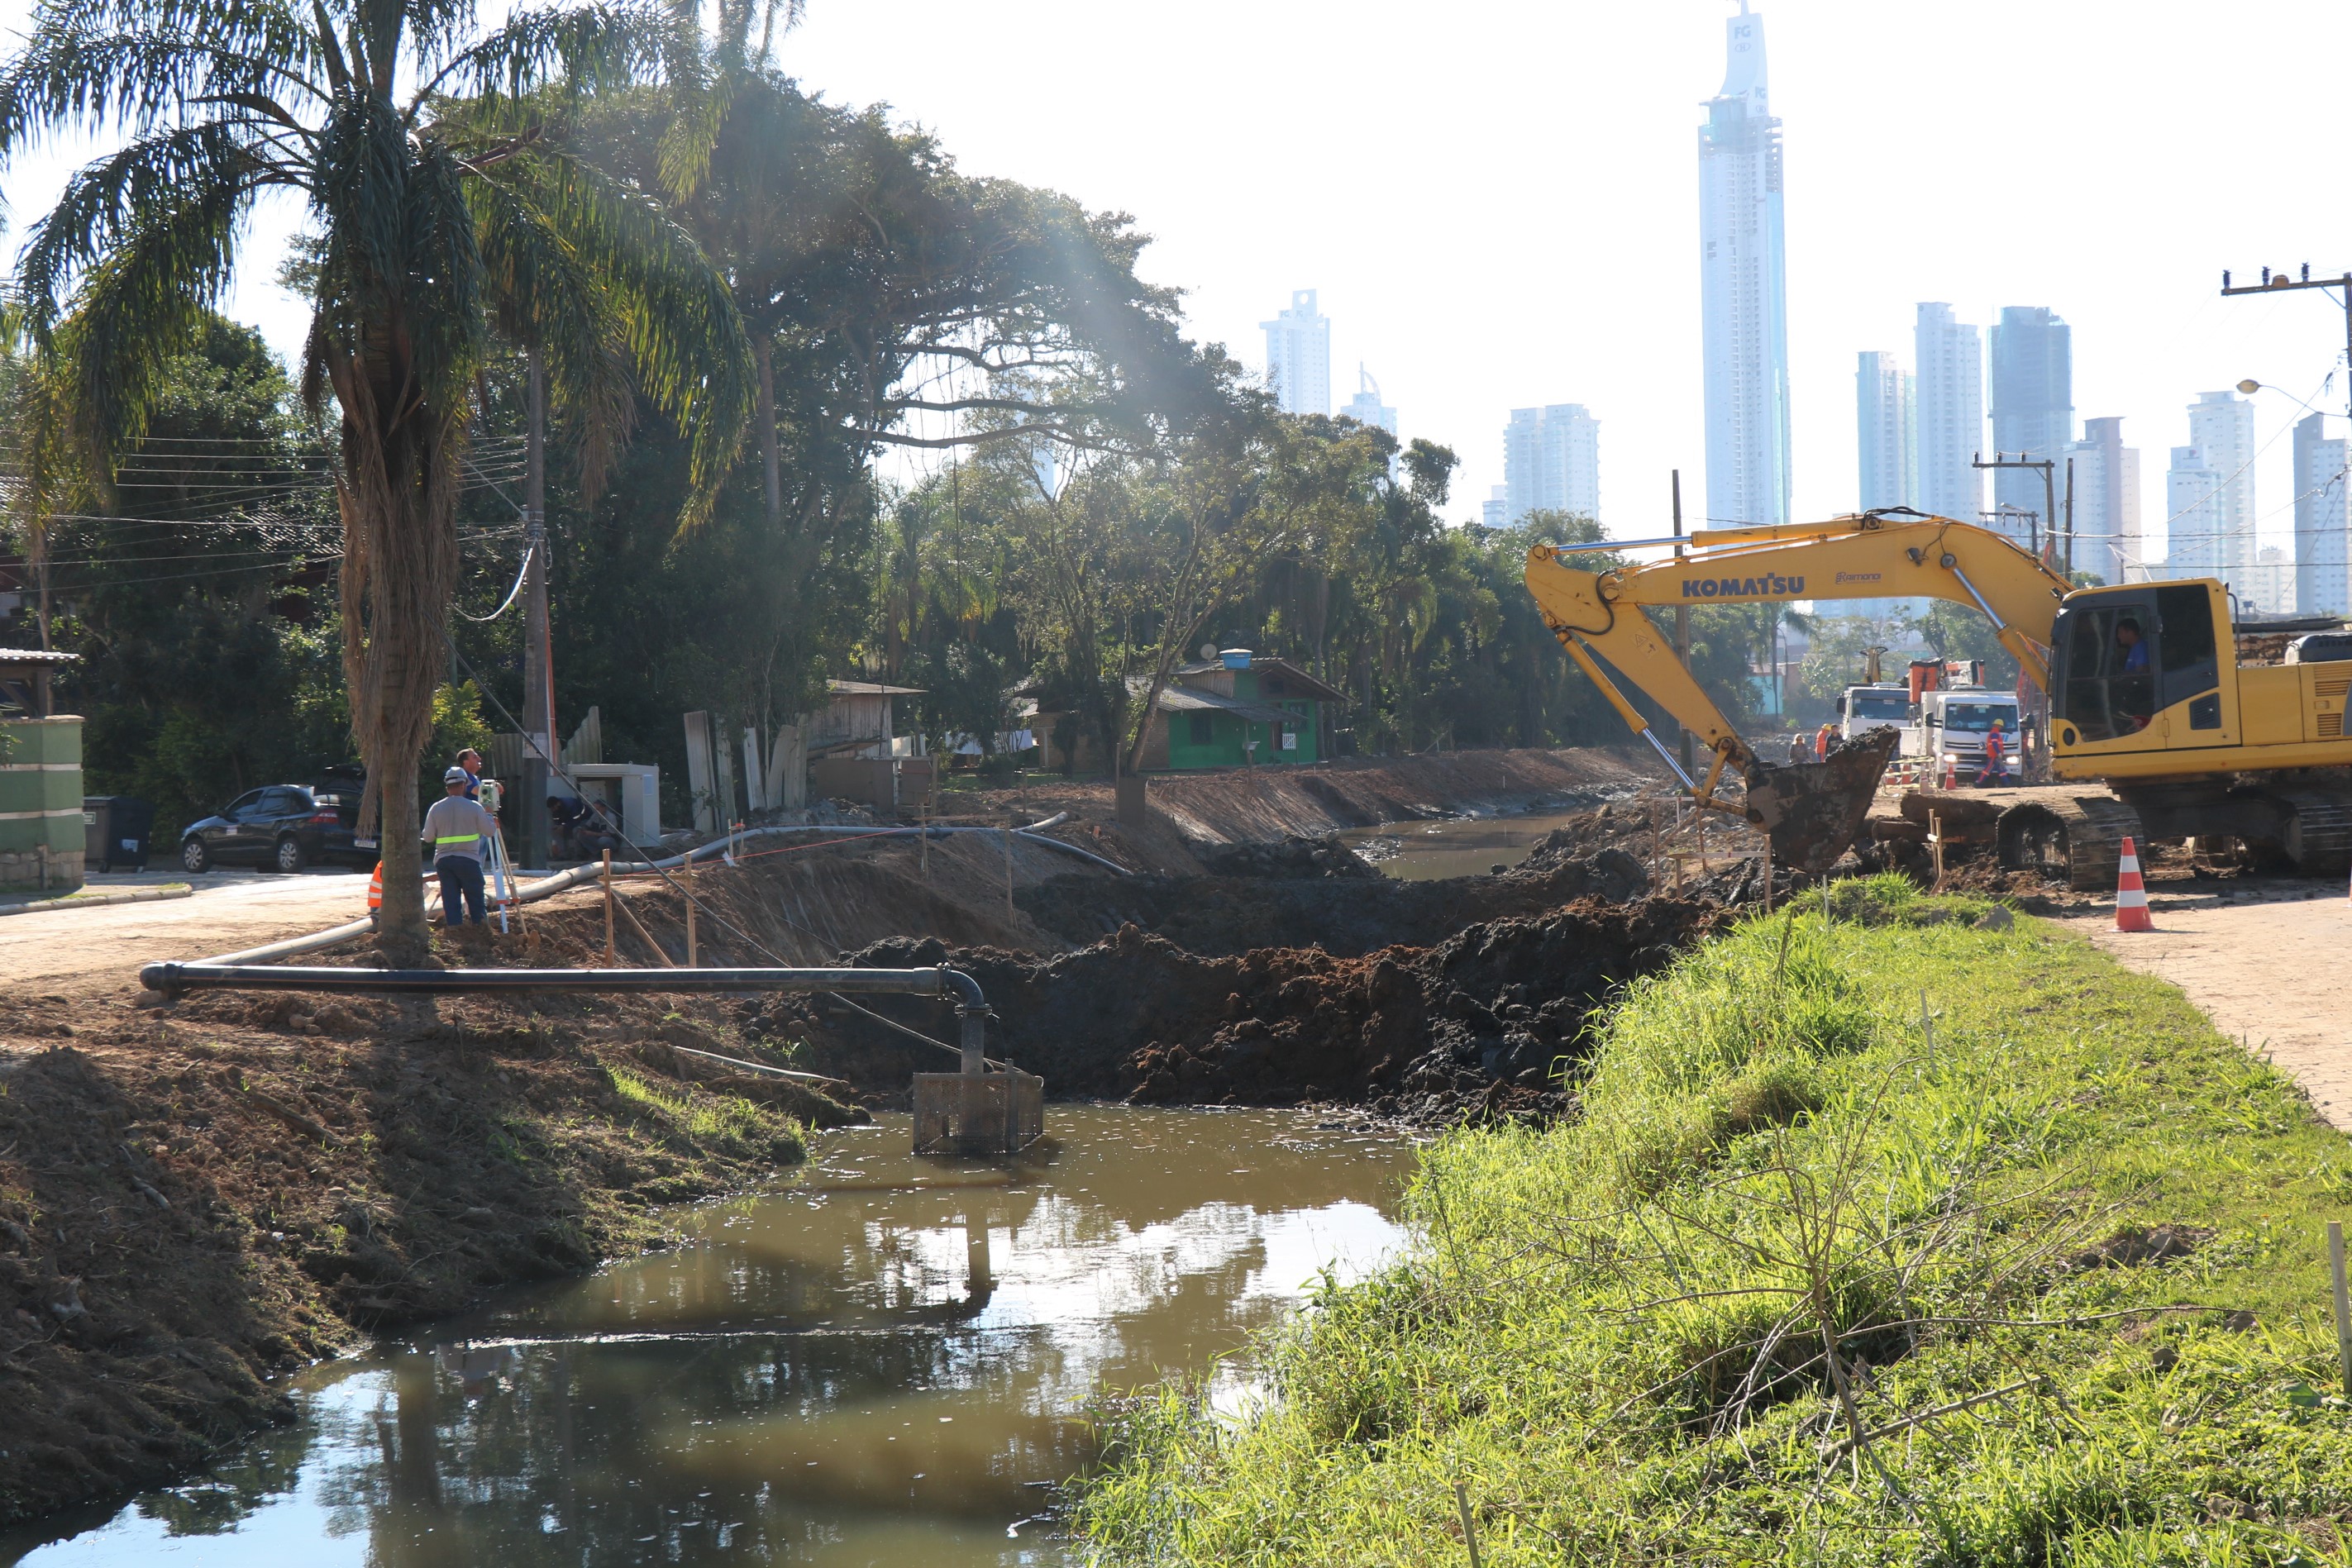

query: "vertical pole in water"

left=2330, top=1221, right=2352, bottom=1400
left=685, top=852, right=698, bottom=968
left=602, top=850, right=615, bottom=965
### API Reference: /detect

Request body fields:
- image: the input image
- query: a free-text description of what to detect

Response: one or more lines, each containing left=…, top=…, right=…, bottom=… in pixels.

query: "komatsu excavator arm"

left=1524, top=512, right=2071, bottom=863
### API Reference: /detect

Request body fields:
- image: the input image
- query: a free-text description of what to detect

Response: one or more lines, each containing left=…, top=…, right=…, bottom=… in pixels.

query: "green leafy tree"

left=0, top=0, right=751, bottom=953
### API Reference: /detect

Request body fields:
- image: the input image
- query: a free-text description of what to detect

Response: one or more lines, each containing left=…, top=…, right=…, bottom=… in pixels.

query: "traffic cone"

left=1940, top=755, right=1957, bottom=789
left=2114, top=836, right=2154, bottom=932
left=367, top=862, right=384, bottom=913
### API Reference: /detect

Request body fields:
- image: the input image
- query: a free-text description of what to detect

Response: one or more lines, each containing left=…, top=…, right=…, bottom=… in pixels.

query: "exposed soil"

left=0, top=915, right=856, bottom=1527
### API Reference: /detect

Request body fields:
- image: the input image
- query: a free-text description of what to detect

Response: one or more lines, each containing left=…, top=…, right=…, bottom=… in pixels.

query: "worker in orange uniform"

left=1975, top=719, right=2008, bottom=787
left=1814, top=722, right=1836, bottom=760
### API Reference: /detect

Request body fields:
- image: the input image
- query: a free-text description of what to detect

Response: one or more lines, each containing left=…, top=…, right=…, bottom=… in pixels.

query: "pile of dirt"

left=768, top=891, right=1719, bottom=1125
left=1193, top=833, right=1383, bottom=879
left=0, top=934, right=843, bottom=1527
left=1019, top=846, right=1654, bottom=957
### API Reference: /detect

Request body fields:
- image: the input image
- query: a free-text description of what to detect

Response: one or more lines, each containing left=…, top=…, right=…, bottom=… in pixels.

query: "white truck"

left=1898, top=686, right=2021, bottom=785
left=1833, top=684, right=1911, bottom=741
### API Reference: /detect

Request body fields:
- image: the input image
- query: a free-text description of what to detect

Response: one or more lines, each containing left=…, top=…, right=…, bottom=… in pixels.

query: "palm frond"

left=410, top=1, right=672, bottom=118
left=0, top=12, right=317, bottom=152
left=479, top=142, right=750, bottom=532
left=15, top=122, right=268, bottom=336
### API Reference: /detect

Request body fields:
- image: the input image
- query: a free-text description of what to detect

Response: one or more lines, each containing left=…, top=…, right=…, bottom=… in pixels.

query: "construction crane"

left=1523, top=509, right=2352, bottom=884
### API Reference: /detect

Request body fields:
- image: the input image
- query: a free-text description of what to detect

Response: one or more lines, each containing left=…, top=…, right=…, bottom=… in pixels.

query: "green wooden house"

left=1030, top=649, right=1346, bottom=773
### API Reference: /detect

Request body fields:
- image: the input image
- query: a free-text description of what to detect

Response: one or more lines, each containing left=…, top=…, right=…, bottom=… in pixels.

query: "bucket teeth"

left=1740, top=728, right=1901, bottom=873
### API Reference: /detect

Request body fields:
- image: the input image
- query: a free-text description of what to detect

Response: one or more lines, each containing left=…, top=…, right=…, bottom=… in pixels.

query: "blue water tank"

left=1219, top=648, right=1252, bottom=670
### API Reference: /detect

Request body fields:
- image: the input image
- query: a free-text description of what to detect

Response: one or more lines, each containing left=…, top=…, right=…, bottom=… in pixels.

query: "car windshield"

left=1849, top=691, right=1907, bottom=718
left=1943, top=703, right=2011, bottom=732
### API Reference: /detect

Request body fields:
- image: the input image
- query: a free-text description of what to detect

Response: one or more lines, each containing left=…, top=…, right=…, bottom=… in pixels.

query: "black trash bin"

left=83, top=796, right=155, bottom=873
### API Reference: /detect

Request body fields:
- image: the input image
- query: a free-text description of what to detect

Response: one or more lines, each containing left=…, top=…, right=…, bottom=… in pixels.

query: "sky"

left=5, top=0, right=2351, bottom=567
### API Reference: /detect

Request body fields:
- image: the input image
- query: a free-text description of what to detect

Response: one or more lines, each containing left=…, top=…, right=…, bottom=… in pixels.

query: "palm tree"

left=0, top=0, right=752, bottom=955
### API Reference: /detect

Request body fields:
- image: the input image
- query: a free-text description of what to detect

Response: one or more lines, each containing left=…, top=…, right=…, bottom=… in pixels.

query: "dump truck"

left=1523, top=509, right=2352, bottom=884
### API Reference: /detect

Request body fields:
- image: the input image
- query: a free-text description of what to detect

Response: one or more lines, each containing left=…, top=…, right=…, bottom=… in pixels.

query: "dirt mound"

left=773, top=894, right=1717, bottom=1125
left=1019, top=847, right=1653, bottom=957
left=1193, top=833, right=1381, bottom=879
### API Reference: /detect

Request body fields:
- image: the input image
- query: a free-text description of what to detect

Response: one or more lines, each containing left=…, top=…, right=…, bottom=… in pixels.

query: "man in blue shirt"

left=2117, top=618, right=2150, bottom=673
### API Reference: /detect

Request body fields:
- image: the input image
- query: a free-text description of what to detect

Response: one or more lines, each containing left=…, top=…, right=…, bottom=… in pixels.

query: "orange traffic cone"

left=2114, top=836, right=2153, bottom=932
left=367, top=862, right=384, bottom=913
left=1940, top=755, right=1957, bottom=789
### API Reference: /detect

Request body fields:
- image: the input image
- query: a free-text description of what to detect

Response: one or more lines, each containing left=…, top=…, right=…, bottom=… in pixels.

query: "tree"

left=1, top=0, right=751, bottom=955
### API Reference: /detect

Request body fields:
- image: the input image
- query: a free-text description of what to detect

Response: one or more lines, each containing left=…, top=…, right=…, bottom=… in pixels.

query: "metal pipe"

left=139, top=961, right=987, bottom=1004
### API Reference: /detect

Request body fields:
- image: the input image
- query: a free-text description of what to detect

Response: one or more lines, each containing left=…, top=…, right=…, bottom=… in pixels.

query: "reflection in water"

left=2, top=1108, right=1414, bottom=1567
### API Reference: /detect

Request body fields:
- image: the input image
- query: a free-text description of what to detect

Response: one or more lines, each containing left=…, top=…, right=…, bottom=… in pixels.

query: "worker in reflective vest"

left=1975, top=721, right=2008, bottom=788
left=420, top=767, right=498, bottom=926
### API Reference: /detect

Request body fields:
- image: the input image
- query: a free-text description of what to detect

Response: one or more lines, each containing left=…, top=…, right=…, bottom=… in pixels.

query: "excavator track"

left=2268, top=787, right=2352, bottom=876
left=1993, top=790, right=2146, bottom=891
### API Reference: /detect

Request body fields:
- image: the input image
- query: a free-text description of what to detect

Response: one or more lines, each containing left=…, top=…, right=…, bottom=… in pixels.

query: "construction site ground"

left=5, top=741, right=2346, bottom=1532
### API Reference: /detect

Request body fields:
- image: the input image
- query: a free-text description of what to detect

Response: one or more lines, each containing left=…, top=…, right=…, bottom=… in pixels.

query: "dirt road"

left=2, top=871, right=375, bottom=998
left=2058, top=884, right=2352, bottom=1131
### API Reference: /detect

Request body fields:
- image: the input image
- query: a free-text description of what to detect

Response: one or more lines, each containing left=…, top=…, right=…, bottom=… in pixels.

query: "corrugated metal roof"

left=0, top=649, right=78, bottom=666
left=825, top=679, right=925, bottom=696
left=1170, top=655, right=1346, bottom=703
left=1152, top=685, right=1295, bottom=725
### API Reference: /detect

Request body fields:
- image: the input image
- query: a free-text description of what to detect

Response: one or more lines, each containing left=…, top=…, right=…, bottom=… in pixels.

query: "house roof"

left=1152, top=684, right=1295, bottom=726
left=0, top=649, right=78, bottom=668
left=1171, top=655, right=1347, bottom=703
left=825, top=679, right=925, bottom=697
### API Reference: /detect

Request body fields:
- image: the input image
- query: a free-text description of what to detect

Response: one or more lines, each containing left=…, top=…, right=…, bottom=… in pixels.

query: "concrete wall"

left=0, top=717, right=84, bottom=892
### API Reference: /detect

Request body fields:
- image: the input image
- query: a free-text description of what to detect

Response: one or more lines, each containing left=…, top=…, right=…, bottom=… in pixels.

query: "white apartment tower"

left=1914, top=303, right=1983, bottom=526
left=1697, top=2, right=1791, bottom=530
left=1481, top=486, right=1510, bottom=530
left=1341, top=365, right=1396, bottom=435
left=2063, top=417, right=2140, bottom=587
left=2294, top=412, right=2350, bottom=617
left=2165, top=391, right=2258, bottom=581
left=1504, top=405, right=1601, bottom=523
left=1855, top=350, right=1915, bottom=512
left=1261, top=289, right=1330, bottom=417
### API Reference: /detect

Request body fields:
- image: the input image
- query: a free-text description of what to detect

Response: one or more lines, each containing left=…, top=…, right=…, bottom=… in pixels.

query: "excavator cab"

left=2050, top=581, right=2234, bottom=768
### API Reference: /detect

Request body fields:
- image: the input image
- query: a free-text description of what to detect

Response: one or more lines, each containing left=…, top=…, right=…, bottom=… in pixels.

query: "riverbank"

left=0, top=946, right=837, bottom=1527
left=1076, top=878, right=2352, bottom=1563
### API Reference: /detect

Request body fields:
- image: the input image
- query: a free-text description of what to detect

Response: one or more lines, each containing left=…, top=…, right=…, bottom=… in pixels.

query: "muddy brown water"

left=1343, top=808, right=1604, bottom=881
left=0, top=1108, right=1414, bottom=1567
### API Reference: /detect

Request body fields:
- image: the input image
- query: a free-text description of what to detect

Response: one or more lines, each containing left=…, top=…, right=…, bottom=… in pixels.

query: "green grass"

left=1075, top=876, right=2352, bottom=1565
left=604, top=1065, right=783, bottom=1151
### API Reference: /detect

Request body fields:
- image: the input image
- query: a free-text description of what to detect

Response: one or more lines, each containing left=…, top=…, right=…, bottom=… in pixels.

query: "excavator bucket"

left=1740, top=728, right=1899, bottom=873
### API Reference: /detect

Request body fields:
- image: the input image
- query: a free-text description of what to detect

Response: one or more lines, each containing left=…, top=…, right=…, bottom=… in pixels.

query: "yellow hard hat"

left=1992, top=719, right=2004, bottom=729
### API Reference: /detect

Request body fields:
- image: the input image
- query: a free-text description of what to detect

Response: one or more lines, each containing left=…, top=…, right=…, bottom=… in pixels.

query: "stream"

left=0, top=1108, right=1416, bottom=1567
left=1341, top=807, right=1600, bottom=881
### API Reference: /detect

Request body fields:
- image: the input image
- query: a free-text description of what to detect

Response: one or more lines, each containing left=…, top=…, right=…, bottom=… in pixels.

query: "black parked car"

left=180, top=783, right=369, bottom=874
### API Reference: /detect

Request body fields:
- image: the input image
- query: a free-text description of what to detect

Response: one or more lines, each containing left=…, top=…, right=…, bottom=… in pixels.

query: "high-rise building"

left=1697, top=2, right=1790, bottom=530
left=1914, top=303, right=1983, bottom=526
left=1855, top=350, right=1915, bottom=512
left=2293, top=412, right=2350, bottom=617
left=2164, top=446, right=2227, bottom=579
left=2245, top=546, right=2296, bottom=618
left=1341, top=365, right=1395, bottom=435
left=1987, top=307, right=2073, bottom=546
left=1504, top=405, right=1601, bottom=523
left=1261, top=289, right=1330, bottom=416
left=1481, top=486, right=1510, bottom=531
left=2174, top=391, right=2258, bottom=581
left=2063, top=417, right=2140, bottom=587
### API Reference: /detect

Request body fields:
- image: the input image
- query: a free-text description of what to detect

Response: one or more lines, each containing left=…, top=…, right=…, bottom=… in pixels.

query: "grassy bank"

left=1078, top=877, right=2352, bottom=1564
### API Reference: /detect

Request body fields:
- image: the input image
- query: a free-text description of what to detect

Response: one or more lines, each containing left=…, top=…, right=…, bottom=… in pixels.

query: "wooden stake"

left=1930, top=811, right=1945, bottom=892
left=601, top=850, right=615, bottom=965
left=685, top=853, right=698, bottom=967
left=1003, top=817, right=1015, bottom=917
left=2331, top=1220, right=2352, bottom=1401
left=1920, top=989, right=1935, bottom=1068
left=919, top=796, right=931, bottom=883
left=1453, top=1481, right=1485, bottom=1568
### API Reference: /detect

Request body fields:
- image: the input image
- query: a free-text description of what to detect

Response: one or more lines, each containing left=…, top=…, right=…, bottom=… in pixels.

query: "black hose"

left=138, top=961, right=986, bottom=1004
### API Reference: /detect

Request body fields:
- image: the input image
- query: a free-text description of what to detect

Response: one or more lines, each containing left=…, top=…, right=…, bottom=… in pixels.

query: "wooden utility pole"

left=521, top=355, right=556, bottom=869
left=601, top=850, right=615, bottom=965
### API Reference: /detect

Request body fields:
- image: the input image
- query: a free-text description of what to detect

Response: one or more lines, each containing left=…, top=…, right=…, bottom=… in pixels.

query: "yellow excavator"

left=1522, top=509, right=2352, bottom=885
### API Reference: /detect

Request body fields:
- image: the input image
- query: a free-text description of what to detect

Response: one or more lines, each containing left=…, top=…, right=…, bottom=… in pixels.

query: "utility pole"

left=2221, top=262, right=2352, bottom=481
left=519, top=354, right=556, bottom=869
left=1973, top=451, right=2058, bottom=569
left=1672, top=470, right=1693, bottom=777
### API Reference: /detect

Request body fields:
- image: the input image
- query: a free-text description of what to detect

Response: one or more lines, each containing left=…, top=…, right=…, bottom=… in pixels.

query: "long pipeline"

left=137, top=963, right=996, bottom=1071
left=194, top=813, right=1121, bottom=969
